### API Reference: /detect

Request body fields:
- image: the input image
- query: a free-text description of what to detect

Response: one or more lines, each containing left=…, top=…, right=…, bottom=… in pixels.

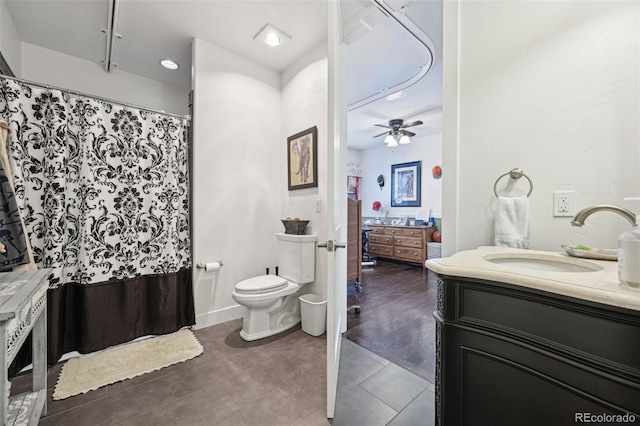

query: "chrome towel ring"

left=493, top=168, right=533, bottom=198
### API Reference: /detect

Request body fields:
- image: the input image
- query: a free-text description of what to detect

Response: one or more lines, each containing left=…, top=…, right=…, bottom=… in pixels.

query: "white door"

left=326, top=0, right=347, bottom=419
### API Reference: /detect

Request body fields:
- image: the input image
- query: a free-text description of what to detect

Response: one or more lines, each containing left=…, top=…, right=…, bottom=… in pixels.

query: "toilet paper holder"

left=195, top=261, right=224, bottom=269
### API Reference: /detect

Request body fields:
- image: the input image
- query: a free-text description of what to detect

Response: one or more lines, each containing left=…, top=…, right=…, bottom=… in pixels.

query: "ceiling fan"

left=373, top=119, right=423, bottom=147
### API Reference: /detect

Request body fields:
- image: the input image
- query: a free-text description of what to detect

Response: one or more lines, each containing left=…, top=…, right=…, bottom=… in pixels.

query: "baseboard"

left=194, top=304, right=244, bottom=330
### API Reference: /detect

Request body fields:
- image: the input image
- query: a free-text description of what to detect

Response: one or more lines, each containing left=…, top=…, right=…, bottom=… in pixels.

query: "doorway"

left=341, top=0, right=443, bottom=383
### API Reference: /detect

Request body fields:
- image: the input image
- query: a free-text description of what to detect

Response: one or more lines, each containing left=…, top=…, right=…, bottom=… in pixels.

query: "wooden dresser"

left=368, top=225, right=435, bottom=267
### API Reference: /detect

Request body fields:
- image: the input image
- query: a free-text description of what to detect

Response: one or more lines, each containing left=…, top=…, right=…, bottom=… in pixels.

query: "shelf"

left=1, top=270, right=50, bottom=425
left=7, top=389, right=46, bottom=426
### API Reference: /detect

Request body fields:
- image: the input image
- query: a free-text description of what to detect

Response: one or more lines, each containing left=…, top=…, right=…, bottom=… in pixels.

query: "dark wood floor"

left=345, top=259, right=438, bottom=383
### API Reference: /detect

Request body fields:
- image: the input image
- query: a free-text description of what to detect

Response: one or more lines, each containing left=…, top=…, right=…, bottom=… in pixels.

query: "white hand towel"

left=494, top=195, right=531, bottom=248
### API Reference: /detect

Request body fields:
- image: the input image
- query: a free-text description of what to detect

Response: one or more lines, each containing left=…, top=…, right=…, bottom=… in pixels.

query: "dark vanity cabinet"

left=434, top=276, right=640, bottom=426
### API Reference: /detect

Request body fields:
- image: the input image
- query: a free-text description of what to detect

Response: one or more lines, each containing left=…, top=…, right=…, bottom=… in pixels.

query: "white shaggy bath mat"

left=53, top=329, right=203, bottom=400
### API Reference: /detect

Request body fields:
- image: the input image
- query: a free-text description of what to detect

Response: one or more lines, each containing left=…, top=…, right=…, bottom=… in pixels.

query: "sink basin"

left=483, top=253, right=604, bottom=273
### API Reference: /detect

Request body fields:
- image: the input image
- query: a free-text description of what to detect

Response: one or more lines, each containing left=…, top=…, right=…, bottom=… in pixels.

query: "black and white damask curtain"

left=0, top=78, right=194, bottom=365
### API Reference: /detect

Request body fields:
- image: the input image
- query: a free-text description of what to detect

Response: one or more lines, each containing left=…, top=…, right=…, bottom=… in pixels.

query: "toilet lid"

left=235, top=275, right=289, bottom=294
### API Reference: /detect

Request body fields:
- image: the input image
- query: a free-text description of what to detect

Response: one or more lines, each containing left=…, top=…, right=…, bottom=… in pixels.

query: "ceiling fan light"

left=399, top=135, right=411, bottom=144
left=384, top=133, right=396, bottom=145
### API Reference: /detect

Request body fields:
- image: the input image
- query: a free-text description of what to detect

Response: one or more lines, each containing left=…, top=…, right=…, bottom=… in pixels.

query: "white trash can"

left=299, top=293, right=327, bottom=336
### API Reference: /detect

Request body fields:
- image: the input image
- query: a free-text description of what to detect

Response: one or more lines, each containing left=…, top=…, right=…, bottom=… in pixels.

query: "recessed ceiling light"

left=264, top=31, right=281, bottom=47
left=160, top=59, right=179, bottom=70
left=253, top=24, right=291, bottom=48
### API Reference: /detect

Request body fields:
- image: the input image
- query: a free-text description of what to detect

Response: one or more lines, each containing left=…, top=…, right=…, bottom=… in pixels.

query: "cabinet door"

left=439, top=327, right=640, bottom=426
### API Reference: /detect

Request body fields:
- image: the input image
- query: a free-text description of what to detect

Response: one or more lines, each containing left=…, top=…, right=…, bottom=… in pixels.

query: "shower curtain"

left=0, top=78, right=194, bottom=365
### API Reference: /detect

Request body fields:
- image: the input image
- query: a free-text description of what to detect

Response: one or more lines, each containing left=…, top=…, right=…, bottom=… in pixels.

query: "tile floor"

left=11, top=319, right=434, bottom=425
left=11, top=264, right=434, bottom=426
left=333, top=339, right=435, bottom=426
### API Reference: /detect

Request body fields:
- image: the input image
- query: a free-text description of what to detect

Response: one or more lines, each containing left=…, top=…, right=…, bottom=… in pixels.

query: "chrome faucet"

left=571, top=205, right=637, bottom=227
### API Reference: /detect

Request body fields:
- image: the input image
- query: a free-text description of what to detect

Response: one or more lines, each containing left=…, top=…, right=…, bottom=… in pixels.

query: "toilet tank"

left=276, top=233, right=317, bottom=284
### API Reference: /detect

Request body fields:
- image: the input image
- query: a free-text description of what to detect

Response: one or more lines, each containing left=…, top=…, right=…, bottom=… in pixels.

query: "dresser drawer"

left=369, top=227, right=386, bottom=234
left=369, top=234, right=393, bottom=245
left=384, top=227, right=402, bottom=235
left=394, top=247, right=424, bottom=262
left=369, top=244, right=393, bottom=256
left=393, top=236, right=423, bottom=248
left=402, top=228, right=423, bottom=237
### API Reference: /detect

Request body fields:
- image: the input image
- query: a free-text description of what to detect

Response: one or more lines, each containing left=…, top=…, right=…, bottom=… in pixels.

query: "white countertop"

left=425, top=246, right=640, bottom=312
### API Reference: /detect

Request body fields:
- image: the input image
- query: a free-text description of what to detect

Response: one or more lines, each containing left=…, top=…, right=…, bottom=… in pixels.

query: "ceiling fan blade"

left=374, top=124, right=391, bottom=129
left=400, top=120, right=423, bottom=128
left=400, top=130, right=416, bottom=137
left=373, top=131, right=389, bottom=138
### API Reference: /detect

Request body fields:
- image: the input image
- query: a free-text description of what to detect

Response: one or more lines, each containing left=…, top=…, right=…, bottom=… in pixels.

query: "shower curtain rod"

left=1, top=74, right=190, bottom=121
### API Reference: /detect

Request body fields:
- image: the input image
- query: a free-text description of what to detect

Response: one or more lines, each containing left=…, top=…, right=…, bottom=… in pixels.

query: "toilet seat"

left=235, top=275, right=289, bottom=294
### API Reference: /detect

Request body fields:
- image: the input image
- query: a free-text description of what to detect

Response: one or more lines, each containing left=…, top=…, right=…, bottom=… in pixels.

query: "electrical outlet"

left=553, top=190, right=575, bottom=217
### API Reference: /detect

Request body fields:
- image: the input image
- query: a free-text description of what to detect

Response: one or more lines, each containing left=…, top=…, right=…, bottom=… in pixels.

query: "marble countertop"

left=425, top=246, right=640, bottom=312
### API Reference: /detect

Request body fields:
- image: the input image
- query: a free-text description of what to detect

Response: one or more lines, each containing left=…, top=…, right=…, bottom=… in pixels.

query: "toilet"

left=232, top=233, right=317, bottom=341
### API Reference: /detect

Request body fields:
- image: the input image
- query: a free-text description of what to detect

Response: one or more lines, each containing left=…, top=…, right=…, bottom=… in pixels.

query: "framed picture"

left=347, top=175, right=359, bottom=199
left=287, top=126, right=318, bottom=190
left=391, top=161, right=421, bottom=207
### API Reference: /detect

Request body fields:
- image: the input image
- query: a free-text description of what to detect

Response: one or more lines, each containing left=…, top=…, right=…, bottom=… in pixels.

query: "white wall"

left=192, top=38, right=282, bottom=327
left=443, top=1, right=640, bottom=255
left=281, top=42, right=328, bottom=299
left=347, top=149, right=362, bottom=168
left=358, top=132, right=443, bottom=220
left=192, top=38, right=329, bottom=328
left=0, top=0, right=21, bottom=75
left=20, top=43, right=189, bottom=116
